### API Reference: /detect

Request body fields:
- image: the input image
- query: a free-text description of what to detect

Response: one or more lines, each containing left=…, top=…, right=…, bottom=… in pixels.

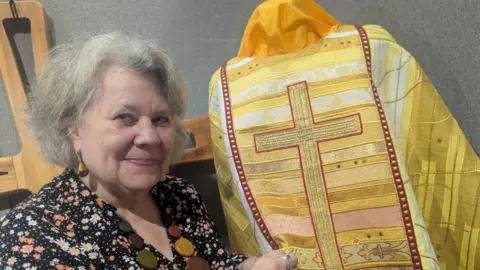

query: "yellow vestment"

left=209, top=1, right=479, bottom=269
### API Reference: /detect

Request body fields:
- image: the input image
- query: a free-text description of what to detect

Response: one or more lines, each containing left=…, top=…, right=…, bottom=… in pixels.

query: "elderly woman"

left=0, top=33, right=297, bottom=270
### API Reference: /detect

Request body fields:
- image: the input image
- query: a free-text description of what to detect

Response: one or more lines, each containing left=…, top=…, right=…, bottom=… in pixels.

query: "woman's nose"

left=134, top=119, right=161, bottom=146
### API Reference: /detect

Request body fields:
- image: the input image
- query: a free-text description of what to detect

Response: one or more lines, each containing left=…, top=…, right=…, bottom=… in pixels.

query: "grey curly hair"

left=27, top=32, right=188, bottom=168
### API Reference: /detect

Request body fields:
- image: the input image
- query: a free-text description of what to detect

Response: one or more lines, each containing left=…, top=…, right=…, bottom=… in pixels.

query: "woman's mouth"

left=126, top=159, right=157, bottom=166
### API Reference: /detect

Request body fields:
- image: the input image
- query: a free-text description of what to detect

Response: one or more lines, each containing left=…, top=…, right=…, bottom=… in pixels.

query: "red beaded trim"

left=220, top=65, right=279, bottom=250
left=355, top=25, right=423, bottom=270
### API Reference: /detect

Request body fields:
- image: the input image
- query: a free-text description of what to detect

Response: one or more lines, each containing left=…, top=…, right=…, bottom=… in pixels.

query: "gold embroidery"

left=330, top=194, right=399, bottom=214
left=308, top=73, right=369, bottom=92
left=275, top=233, right=318, bottom=249
left=253, top=81, right=363, bottom=269
left=246, top=170, right=301, bottom=181
left=229, top=58, right=366, bottom=104
left=248, top=177, right=306, bottom=195
left=255, top=194, right=308, bottom=208
left=336, top=227, right=407, bottom=246
left=235, top=118, right=384, bottom=150
left=227, top=36, right=361, bottom=81
left=324, top=162, right=393, bottom=189
left=232, top=74, right=369, bottom=113
left=234, top=106, right=378, bottom=137
left=344, top=261, right=413, bottom=270
left=328, top=179, right=392, bottom=193
left=323, top=154, right=388, bottom=173
left=321, top=141, right=387, bottom=165
left=341, top=241, right=411, bottom=266
left=259, top=205, right=310, bottom=218
left=243, top=158, right=300, bottom=175
left=348, top=267, right=412, bottom=270
left=239, top=144, right=387, bottom=173
left=255, top=114, right=361, bottom=150
left=328, top=183, right=397, bottom=203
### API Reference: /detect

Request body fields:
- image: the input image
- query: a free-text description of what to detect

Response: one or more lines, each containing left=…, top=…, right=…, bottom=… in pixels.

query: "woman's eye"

left=153, top=116, right=170, bottom=126
left=115, top=113, right=136, bottom=124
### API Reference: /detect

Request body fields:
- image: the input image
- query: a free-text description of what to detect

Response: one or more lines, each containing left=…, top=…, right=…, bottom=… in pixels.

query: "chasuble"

left=208, top=1, right=479, bottom=269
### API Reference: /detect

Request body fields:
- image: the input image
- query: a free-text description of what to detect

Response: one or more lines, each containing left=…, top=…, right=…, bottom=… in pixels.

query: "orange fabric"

left=238, top=0, right=341, bottom=57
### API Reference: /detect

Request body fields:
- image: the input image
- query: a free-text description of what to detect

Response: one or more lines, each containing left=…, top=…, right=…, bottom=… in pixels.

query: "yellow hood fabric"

left=237, top=0, right=341, bottom=57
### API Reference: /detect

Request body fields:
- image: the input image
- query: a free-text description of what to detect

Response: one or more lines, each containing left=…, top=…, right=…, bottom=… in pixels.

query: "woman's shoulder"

left=0, top=188, right=64, bottom=257
left=0, top=169, right=77, bottom=241
left=159, top=175, right=203, bottom=203
left=162, top=175, right=196, bottom=192
left=6, top=169, right=73, bottom=212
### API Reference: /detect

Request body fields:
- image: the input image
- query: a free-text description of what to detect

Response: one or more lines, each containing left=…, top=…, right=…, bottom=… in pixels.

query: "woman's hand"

left=239, top=250, right=298, bottom=270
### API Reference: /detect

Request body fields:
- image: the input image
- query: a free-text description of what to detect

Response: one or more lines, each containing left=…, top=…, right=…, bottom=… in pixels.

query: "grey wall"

left=1, top=0, right=479, bottom=245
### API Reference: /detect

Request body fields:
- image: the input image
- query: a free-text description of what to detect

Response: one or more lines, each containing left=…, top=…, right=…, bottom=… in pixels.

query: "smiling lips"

left=126, top=159, right=159, bottom=166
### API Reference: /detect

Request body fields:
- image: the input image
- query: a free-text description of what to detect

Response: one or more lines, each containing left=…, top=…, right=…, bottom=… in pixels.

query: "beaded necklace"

left=117, top=204, right=211, bottom=269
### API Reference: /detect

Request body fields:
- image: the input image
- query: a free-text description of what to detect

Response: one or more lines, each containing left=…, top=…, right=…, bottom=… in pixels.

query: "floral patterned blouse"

left=0, top=168, right=246, bottom=269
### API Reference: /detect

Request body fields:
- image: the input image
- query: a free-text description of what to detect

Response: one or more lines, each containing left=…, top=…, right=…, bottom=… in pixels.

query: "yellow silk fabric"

left=366, top=25, right=480, bottom=269
left=237, top=0, right=340, bottom=57
left=209, top=23, right=480, bottom=269
left=210, top=3, right=480, bottom=268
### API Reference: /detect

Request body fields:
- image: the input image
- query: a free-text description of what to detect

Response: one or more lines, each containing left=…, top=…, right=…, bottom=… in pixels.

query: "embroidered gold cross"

left=254, top=81, right=363, bottom=269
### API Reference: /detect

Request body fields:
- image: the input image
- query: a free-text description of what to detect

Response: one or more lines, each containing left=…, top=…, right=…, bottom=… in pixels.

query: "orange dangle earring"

left=76, top=152, right=89, bottom=177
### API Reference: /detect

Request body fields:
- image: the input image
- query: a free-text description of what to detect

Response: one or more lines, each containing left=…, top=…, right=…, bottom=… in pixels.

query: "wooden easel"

left=0, top=1, right=63, bottom=194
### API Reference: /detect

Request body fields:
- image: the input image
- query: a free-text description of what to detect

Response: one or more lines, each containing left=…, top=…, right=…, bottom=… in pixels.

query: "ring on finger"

left=280, top=254, right=291, bottom=269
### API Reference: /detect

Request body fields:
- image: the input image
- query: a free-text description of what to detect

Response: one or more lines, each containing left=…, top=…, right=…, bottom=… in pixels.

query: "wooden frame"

left=170, top=115, right=216, bottom=177
left=0, top=1, right=63, bottom=194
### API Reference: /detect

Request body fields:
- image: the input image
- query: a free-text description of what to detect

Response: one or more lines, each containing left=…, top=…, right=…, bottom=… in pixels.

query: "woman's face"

left=71, top=65, right=175, bottom=195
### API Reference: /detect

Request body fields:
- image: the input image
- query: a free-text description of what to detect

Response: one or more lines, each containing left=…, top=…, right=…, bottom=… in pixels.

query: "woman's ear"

left=68, top=126, right=81, bottom=152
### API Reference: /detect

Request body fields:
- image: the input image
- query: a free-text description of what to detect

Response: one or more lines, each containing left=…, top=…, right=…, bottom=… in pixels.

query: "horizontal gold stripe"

left=313, top=103, right=377, bottom=122
left=232, top=90, right=290, bottom=113
left=244, top=158, right=300, bottom=175
left=229, top=47, right=363, bottom=86
left=240, top=147, right=387, bottom=176
left=265, top=215, right=316, bottom=237
left=333, top=205, right=404, bottom=233
left=321, top=141, right=387, bottom=165
left=322, top=154, right=388, bottom=173
left=232, top=74, right=369, bottom=114
left=328, top=179, right=392, bottom=193
left=248, top=177, right=305, bottom=196
left=336, top=227, right=407, bottom=246
left=330, top=194, right=399, bottom=213
left=255, top=194, right=307, bottom=208
left=328, top=183, right=397, bottom=203
left=236, top=120, right=294, bottom=137
left=243, top=154, right=388, bottom=179
left=308, top=74, right=369, bottom=93
left=275, top=233, right=318, bottom=249
left=241, top=146, right=300, bottom=164
left=246, top=170, right=301, bottom=180
left=259, top=205, right=311, bottom=218
left=344, top=261, right=413, bottom=270
left=324, top=162, right=393, bottom=189
left=308, top=78, right=371, bottom=97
